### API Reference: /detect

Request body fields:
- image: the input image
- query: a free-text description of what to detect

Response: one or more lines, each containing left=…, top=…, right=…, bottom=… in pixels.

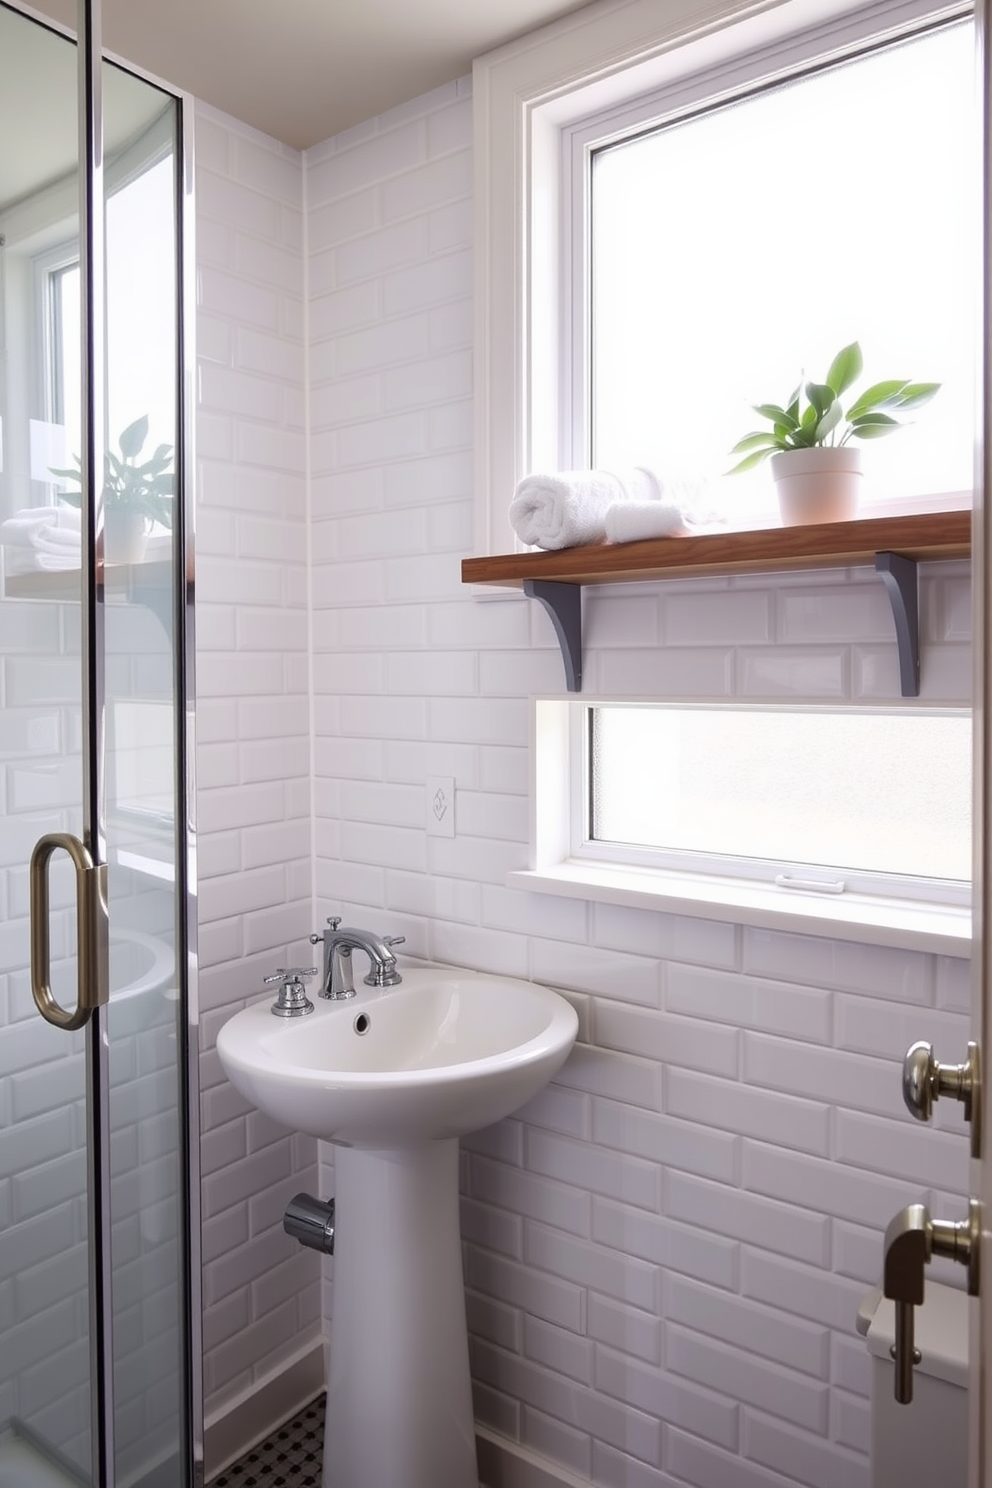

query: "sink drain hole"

left=354, top=1012, right=371, bottom=1035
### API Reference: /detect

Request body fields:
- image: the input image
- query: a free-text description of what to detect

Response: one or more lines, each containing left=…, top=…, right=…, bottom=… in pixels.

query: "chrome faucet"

left=310, top=916, right=404, bottom=1000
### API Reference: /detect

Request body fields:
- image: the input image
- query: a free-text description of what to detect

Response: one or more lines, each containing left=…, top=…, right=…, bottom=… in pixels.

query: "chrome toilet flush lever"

left=882, top=1199, right=980, bottom=1405
left=265, top=966, right=317, bottom=1018
left=903, top=1039, right=981, bottom=1158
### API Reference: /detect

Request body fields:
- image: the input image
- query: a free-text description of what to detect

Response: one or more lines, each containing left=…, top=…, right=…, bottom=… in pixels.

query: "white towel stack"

left=1, top=504, right=81, bottom=574
left=604, top=474, right=724, bottom=543
left=509, top=468, right=662, bottom=550
left=509, top=467, right=721, bottom=550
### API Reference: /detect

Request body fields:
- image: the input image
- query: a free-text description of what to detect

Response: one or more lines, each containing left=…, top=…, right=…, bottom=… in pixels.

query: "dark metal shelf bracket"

left=524, top=579, right=582, bottom=692
left=875, top=552, right=920, bottom=698
left=526, top=554, right=922, bottom=699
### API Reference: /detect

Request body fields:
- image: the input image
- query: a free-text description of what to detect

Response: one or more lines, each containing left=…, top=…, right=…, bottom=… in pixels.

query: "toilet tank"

left=858, top=1279, right=968, bottom=1488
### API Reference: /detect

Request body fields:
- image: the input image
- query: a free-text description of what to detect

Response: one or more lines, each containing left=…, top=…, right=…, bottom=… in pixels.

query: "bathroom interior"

left=0, top=0, right=987, bottom=1485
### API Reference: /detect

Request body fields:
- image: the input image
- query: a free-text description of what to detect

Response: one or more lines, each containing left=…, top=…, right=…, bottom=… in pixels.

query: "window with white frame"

left=473, top=0, right=975, bottom=553
left=584, top=703, right=971, bottom=898
left=474, top=0, right=976, bottom=947
left=42, top=152, right=178, bottom=503
left=512, top=699, right=972, bottom=950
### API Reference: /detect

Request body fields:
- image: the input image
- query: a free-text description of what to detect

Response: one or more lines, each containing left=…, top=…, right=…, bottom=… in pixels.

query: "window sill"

left=507, top=861, right=970, bottom=958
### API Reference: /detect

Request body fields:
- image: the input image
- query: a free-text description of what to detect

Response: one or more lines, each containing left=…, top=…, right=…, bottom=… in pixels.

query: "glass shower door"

left=0, top=4, right=192, bottom=1484
left=0, top=11, right=97, bottom=1479
left=101, top=65, right=187, bottom=1487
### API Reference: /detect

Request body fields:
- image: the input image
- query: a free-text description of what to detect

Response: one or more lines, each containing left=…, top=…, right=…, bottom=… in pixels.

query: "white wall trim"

left=202, top=1341, right=325, bottom=1481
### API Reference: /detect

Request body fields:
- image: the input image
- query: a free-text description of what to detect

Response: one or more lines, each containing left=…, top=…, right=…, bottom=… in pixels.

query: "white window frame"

left=472, top=0, right=970, bottom=557
left=509, top=699, right=971, bottom=955
left=574, top=701, right=970, bottom=899
left=474, top=0, right=974, bottom=954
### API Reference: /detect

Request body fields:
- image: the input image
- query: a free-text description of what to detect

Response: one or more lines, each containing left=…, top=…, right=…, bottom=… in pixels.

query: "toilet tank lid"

left=859, top=1279, right=969, bottom=1388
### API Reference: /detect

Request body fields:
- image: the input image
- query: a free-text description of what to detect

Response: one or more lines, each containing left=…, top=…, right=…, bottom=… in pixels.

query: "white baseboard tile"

left=476, top=1427, right=592, bottom=1488
left=202, top=1341, right=325, bottom=1482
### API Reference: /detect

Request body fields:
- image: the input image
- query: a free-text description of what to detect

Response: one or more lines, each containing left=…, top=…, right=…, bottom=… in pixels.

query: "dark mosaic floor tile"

left=209, top=1396, right=325, bottom=1486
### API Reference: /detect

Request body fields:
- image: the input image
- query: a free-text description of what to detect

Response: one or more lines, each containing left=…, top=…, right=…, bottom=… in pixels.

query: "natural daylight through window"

left=585, top=705, right=971, bottom=900
left=589, top=18, right=974, bottom=526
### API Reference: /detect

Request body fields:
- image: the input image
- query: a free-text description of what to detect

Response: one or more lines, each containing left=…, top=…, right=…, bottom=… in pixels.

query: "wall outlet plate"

left=426, top=776, right=455, bottom=837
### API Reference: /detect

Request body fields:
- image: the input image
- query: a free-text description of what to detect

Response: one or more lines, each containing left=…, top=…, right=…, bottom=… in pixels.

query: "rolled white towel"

left=509, top=467, right=661, bottom=550
left=605, top=502, right=692, bottom=543
left=2, top=504, right=81, bottom=556
left=4, top=548, right=81, bottom=575
left=604, top=474, right=725, bottom=544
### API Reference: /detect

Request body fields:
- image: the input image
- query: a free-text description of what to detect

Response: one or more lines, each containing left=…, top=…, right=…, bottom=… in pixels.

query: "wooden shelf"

left=461, top=510, right=971, bottom=588
left=461, top=510, right=972, bottom=696
left=4, top=558, right=177, bottom=631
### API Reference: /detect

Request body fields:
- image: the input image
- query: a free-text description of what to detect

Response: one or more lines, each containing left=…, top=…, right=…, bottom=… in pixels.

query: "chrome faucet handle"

left=264, top=965, right=318, bottom=985
left=309, top=917, right=342, bottom=945
left=265, top=966, right=318, bottom=1018
left=882, top=1199, right=981, bottom=1405
left=365, top=935, right=405, bottom=987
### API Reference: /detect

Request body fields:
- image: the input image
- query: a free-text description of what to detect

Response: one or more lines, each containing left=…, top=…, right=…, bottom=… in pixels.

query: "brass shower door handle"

left=30, top=831, right=108, bottom=1030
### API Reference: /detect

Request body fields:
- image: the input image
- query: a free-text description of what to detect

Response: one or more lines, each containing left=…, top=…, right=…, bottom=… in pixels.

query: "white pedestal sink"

left=216, top=966, right=578, bottom=1488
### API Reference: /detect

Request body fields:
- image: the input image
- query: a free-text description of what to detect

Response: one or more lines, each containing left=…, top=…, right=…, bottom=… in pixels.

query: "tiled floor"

left=208, top=1396, right=324, bottom=1487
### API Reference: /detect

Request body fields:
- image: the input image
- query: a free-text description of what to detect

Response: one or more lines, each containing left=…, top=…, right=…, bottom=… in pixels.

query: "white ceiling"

left=21, top=0, right=596, bottom=149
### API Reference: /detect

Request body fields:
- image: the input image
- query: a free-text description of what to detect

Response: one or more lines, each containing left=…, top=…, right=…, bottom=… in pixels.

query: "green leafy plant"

left=51, top=414, right=175, bottom=529
left=728, top=342, right=940, bottom=474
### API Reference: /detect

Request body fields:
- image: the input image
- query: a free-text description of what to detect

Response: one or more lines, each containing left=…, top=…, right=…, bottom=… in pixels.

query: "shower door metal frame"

left=175, top=62, right=203, bottom=1488
left=76, top=3, right=115, bottom=1482
left=7, top=0, right=202, bottom=1482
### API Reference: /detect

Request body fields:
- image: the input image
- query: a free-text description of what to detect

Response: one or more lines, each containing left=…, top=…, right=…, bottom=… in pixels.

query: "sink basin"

left=216, top=965, right=578, bottom=1147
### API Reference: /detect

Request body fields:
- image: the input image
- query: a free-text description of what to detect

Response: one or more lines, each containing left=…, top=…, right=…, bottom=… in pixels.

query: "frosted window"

left=590, top=707, right=971, bottom=882
left=591, top=21, right=974, bottom=522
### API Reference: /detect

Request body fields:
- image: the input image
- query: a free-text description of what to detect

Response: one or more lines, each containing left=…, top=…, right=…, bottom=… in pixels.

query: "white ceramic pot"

left=770, top=447, right=862, bottom=526
left=106, top=510, right=149, bottom=564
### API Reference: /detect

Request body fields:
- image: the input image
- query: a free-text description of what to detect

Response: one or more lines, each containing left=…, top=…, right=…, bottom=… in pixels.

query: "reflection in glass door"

left=102, top=64, right=186, bottom=1486
left=0, top=4, right=194, bottom=1484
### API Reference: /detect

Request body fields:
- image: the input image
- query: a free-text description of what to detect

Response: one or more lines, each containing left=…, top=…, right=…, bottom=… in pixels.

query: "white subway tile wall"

left=194, top=102, right=321, bottom=1421
left=189, top=72, right=975, bottom=1488
left=299, top=79, right=974, bottom=1488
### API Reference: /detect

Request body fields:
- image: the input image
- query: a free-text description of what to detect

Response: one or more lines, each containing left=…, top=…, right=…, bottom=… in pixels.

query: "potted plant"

left=728, top=342, right=940, bottom=526
left=51, top=413, right=175, bottom=562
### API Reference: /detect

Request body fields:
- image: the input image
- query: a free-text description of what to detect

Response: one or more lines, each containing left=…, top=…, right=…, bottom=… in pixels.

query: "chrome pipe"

left=284, top=1194, right=336, bottom=1256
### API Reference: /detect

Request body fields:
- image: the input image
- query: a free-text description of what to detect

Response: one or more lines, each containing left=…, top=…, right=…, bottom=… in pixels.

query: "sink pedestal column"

left=323, top=1138, right=478, bottom=1488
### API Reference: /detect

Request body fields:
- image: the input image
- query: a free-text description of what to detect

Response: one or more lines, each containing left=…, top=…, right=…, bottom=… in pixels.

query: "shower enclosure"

left=0, top=2, right=198, bottom=1485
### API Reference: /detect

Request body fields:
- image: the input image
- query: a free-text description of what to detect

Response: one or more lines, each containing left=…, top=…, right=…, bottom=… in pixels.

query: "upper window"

left=473, top=0, right=974, bottom=554
left=588, top=20, right=973, bottom=527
